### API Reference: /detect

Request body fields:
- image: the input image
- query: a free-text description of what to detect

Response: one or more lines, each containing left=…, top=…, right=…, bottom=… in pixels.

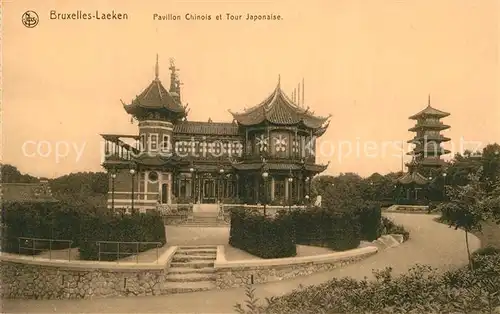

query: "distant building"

left=100, top=56, right=330, bottom=211
left=397, top=96, right=450, bottom=200
left=1, top=180, right=56, bottom=203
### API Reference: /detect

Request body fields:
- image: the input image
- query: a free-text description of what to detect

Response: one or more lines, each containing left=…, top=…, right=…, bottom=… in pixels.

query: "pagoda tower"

left=406, top=95, right=451, bottom=177
left=396, top=96, right=451, bottom=202
left=101, top=55, right=189, bottom=211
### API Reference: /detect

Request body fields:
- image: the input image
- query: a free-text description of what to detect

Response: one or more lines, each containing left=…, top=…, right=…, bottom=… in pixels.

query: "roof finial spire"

left=277, top=74, right=281, bottom=87
left=155, top=53, right=159, bottom=80
left=427, top=94, right=431, bottom=106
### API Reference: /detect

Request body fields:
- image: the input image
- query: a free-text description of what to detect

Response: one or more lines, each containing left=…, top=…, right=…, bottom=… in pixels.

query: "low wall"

left=386, top=205, right=430, bottom=213
left=214, top=246, right=378, bottom=289
left=0, top=247, right=178, bottom=300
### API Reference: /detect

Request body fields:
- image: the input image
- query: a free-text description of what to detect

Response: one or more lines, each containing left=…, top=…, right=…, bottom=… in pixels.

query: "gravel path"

left=3, top=213, right=481, bottom=313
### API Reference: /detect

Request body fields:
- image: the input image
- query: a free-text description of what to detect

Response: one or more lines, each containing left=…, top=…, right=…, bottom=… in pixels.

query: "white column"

left=167, top=173, right=172, bottom=204
left=285, top=179, right=289, bottom=200
left=144, top=171, right=149, bottom=200
left=271, top=177, right=275, bottom=201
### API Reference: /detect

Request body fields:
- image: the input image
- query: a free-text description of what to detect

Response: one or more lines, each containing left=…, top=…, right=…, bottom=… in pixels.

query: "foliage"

left=49, top=171, right=108, bottom=207
left=1, top=164, right=39, bottom=183
left=229, top=207, right=296, bottom=259
left=2, top=201, right=83, bottom=254
left=79, top=210, right=166, bottom=261
left=291, top=208, right=361, bottom=251
left=229, top=204, right=381, bottom=255
left=234, top=285, right=262, bottom=314
left=312, top=172, right=398, bottom=207
left=381, top=217, right=410, bottom=241
left=1, top=201, right=165, bottom=261
left=239, top=253, right=500, bottom=313
left=357, top=203, right=382, bottom=241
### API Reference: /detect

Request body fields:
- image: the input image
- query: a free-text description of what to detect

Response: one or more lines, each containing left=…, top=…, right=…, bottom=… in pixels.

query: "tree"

left=438, top=167, right=499, bottom=270
left=1, top=164, right=39, bottom=183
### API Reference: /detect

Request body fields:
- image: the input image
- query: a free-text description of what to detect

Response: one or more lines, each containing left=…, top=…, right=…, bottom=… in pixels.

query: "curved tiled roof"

left=230, top=161, right=328, bottom=173
left=123, top=79, right=186, bottom=115
left=409, top=105, right=450, bottom=120
left=229, top=79, right=330, bottom=129
left=174, top=121, right=240, bottom=136
left=397, top=171, right=429, bottom=185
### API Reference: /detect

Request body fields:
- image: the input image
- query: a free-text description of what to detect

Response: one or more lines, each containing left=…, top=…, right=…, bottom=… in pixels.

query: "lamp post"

left=189, top=167, right=195, bottom=203
left=288, top=176, right=293, bottom=211
left=262, top=170, right=269, bottom=216
left=129, top=168, right=136, bottom=213
left=111, top=173, right=117, bottom=211
left=219, top=168, right=224, bottom=203
left=305, top=176, right=310, bottom=204
left=442, top=173, right=447, bottom=200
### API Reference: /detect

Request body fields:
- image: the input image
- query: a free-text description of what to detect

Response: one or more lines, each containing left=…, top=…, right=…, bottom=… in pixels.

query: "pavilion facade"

left=101, top=56, right=330, bottom=211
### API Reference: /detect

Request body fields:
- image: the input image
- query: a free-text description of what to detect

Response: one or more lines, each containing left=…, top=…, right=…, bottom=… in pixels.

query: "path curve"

left=3, top=213, right=481, bottom=313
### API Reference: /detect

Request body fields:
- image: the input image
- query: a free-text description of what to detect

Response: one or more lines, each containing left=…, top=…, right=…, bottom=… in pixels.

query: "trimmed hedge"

left=357, top=203, right=382, bottom=241
left=79, top=211, right=166, bottom=261
left=1, top=201, right=80, bottom=254
left=229, top=207, right=296, bottom=259
left=228, top=205, right=382, bottom=257
left=291, top=208, right=361, bottom=251
left=1, top=201, right=166, bottom=261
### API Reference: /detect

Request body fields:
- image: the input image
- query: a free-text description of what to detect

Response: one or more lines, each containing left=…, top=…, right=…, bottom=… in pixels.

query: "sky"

left=3, top=0, right=499, bottom=178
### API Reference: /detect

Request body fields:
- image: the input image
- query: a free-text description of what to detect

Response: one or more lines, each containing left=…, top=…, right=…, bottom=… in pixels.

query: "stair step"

left=170, top=260, right=215, bottom=268
left=168, top=267, right=215, bottom=274
left=172, top=255, right=217, bottom=262
left=179, top=224, right=228, bottom=228
left=380, top=235, right=400, bottom=248
left=166, top=272, right=216, bottom=282
left=163, top=281, right=216, bottom=293
left=176, top=250, right=217, bottom=255
left=372, top=239, right=387, bottom=248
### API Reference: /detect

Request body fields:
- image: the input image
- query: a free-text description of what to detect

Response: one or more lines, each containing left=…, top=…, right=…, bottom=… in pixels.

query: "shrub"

left=357, top=204, right=382, bottom=241
left=1, top=201, right=81, bottom=254
left=229, top=207, right=296, bottom=259
left=1, top=201, right=166, bottom=261
left=243, top=253, right=500, bottom=313
left=381, top=216, right=410, bottom=241
left=79, top=210, right=166, bottom=261
left=290, top=208, right=361, bottom=251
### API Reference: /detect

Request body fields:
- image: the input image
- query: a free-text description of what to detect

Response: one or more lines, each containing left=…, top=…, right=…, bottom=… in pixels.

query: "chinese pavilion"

left=101, top=56, right=331, bottom=211
left=397, top=96, right=451, bottom=200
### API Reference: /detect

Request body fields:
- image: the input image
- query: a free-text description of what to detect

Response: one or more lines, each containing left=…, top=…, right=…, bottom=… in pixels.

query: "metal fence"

left=17, top=237, right=73, bottom=261
left=96, top=241, right=162, bottom=263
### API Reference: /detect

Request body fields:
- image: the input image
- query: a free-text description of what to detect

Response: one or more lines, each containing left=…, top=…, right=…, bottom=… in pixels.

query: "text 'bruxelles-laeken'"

left=153, top=13, right=282, bottom=21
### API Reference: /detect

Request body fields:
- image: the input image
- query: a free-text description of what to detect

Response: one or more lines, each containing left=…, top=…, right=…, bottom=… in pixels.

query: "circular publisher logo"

left=22, top=11, right=39, bottom=28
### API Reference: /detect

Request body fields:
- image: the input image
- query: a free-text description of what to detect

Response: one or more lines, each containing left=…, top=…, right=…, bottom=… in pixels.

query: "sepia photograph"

left=1, top=0, right=499, bottom=313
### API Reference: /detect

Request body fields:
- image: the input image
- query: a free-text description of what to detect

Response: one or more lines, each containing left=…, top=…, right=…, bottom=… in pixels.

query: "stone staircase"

left=371, top=234, right=402, bottom=249
left=162, top=246, right=218, bottom=294
left=181, top=212, right=228, bottom=227
left=192, top=203, right=219, bottom=213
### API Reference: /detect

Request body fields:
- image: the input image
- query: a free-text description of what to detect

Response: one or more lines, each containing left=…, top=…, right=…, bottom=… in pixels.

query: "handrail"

left=17, top=237, right=73, bottom=261
left=95, top=241, right=162, bottom=263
